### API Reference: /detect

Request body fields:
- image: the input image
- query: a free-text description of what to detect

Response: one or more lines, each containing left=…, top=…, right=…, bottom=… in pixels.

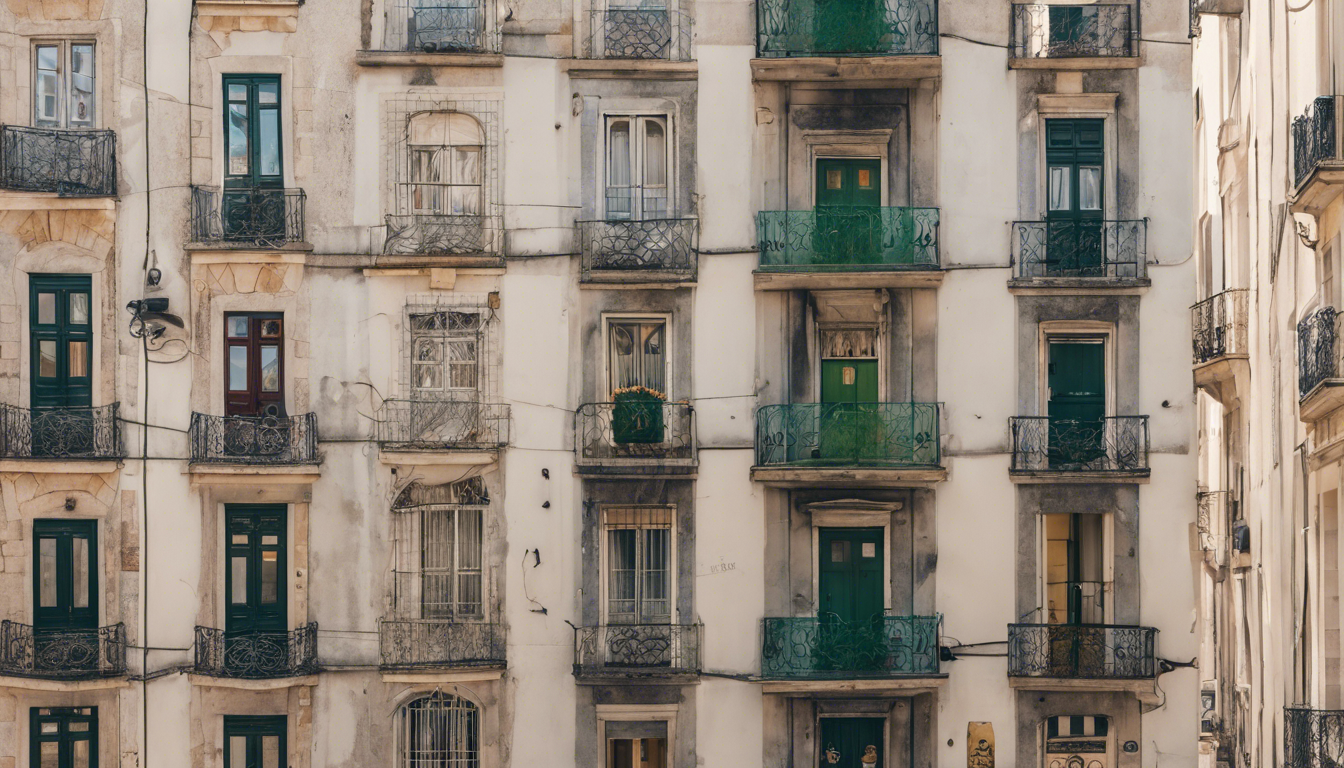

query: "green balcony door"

left=29, top=275, right=91, bottom=409
left=1047, top=340, right=1105, bottom=468
left=819, top=528, right=884, bottom=624
left=225, top=505, right=287, bottom=635
left=819, top=717, right=884, bottom=768
left=223, top=716, right=285, bottom=768
left=816, top=158, right=882, bottom=266
left=1045, top=119, right=1104, bottom=275
left=222, top=75, right=283, bottom=240
left=812, top=0, right=884, bottom=54
left=819, top=357, right=880, bottom=463
left=33, top=520, right=97, bottom=634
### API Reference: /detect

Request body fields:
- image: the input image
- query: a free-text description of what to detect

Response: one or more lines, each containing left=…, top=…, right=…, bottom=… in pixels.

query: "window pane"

left=39, top=538, right=57, bottom=607
left=35, top=46, right=59, bottom=126
left=38, top=340, right=57, bottom=379
left=68, top=342, right=88, bottom=378
left=643, top=527, right=669, bottom=619
left=229, top=736, right=247, bottom=768
left=258, top=82, right=279, bottom=104
left=262, top=735, right=281, bottom=768
left=229, top=347, right=248, bottom=391
left=1079, top=166, right=1102, bottom=210
left=228, top=84, right=247, bottom=101
left=447, top=339, right=478, bottom=390
left=231, top=555, right=248, bottom=604
left=609, top=120, right=632, bottom=186
left=40, top=721, right=58, bottom=733
left=72, top=737, right=90, bottom=768
left=228, top=104, right=249, bottom=176
left=261, top=550, right=278, bottom=603
left=451, top=186, right=481, bottom=216
left=411, top=148, right=442, bottom=183
left=260, top=319, right=281, bottom=338
left=644, top=121, right=666, bottom=187
left=1048, top=166, right=1070, bottom=210
left=72, top=536, right=90, bottom=608
left=414, top=364, right=442, bottom=391
left=228, top=316, right=249, bottom=338
left=453, top=147, right=481, bottom=185
left=260, top=108, right=280, bottom=177
left=38, top=293, right=56, bottom=324
left=69, top=293, right=90, bottom=325
left=40, top=742, right=59, bottom=768
left=69, top=44, right=95, bottom=126
left=608, top=529, right=636, bottom=618
left=260, top=346, right=280, bottom=392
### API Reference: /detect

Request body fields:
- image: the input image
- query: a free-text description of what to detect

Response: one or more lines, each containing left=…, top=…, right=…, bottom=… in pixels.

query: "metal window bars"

left=383, top=213, right=503, bottom=256
left=578, top=218, right=698, bottom=281
left=1009, top=416, right=1150, bottom=472
left=1293, top=96, right=1340, bottom=189
left=0, top=404, right=121, bottom=460
left=193, top=624, right=319, bottom=679
left=1009, top=4, right=1137, bottom=59
left=1284, top=707, right=1344, bottom=768
left=379, top=0, right=500, bottom=53
left=1011, top=220, right=1147, bottom=280
left=0, top=621, right=127, bottom=679
left=1192, top=289, right=1249, bottom=365
left=754, top=402, right=941, bottom=468
left=0, top=125, right=116, bottom=197
left=574, top=401, right=696, bottom=463
left=1299, top=306, right=1340, bottom=399
left=756, top=207, right=940, bottom=271
left=375, top=400, right=510, bottom=449
left=572, top=623, right=701, bottom=676
left=1007, top=623, right=1157, bottom=679
left=583, top=6, right=694, bottom=60
left=190, top=186, right=306, bottom=248
left=379, top=619, right=505, bottom=669
left=755, top=0, right=939, bottom=56
left=397, top=693, right=481, bottom=768
left=760, top=614, right=941, bottom=678
left=188, top=412, right=321, bottom=465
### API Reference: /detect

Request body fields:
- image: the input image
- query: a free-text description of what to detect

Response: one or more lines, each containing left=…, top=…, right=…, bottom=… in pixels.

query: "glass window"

left=1079, top=166, right=1102, bottom=210
left=608, top=319, right=666, bottom=395
left=223, top=717, right=285, bottom=768
left=405, top=112, right=484, bottom=216
left=391, top=481, right=486, bottom=620
left=1048, top=166, right=1070, bottom=210
left=224, top=314, right=283, bottom=417
left=397, top=694, right=480, bottom=768
left=33, top=520, right=97, bottom=631
left=408, top=310, right=482, bottom=398
left=604, top=507, right=672, bottom=624
left=605, top=115, right=670, bottom=219
left=30, top=708, right=97, bottom=768
left=33, top=42, right=95, bottom=128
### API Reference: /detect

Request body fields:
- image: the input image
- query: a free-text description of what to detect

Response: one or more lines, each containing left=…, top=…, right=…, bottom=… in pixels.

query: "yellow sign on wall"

left=968, top=722, right=994, bottom=768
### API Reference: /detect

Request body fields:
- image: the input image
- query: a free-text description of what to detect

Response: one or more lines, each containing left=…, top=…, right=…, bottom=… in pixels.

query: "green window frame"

left=223, top=716, right=285, bottom=768
left=29, top=274, right=92, bottom=409
left=224, top=505, right=287, bottom=635
left=33, top=519, right=97, bottom=632
left=223, top=74, right=283, bottom=189
left=30, top=707, right=97, bottom=768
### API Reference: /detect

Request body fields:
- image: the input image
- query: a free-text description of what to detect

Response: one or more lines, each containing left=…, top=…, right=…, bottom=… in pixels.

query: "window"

left=1046, top=337, right=1106, bottom=467
left=405, top=112, right=483, bottom=216
left=1046, top=119, right=1103, bottom=215
left=605, top=507, right=672, bottom=625
left=30, top=275, right=92, bottom=409
left=225, top=313, right=283, bottom=417
left=225, top=506, right=286, bottom=634
left=223, top=716, right=285, bottom=768
left=1323, top=243, right=1337, bottom=308
left=223, top=75, right=282, bottom=187
left=1043, top=513, right=1106, bottom=625
left=1043, top=716, right=1108, bottom=768
left=397, top=693, right=480, bottom=768
left=31, top=707, right=96, bottom=768
left=606, top=722, right=668, bottom=768
left=33, top=42, right=95, bottom=129
left=391, top=479, right=487, bottom=620
left=409, top=310, right=482, bottom=397
left=608, top=318, right=667, bottom=396
left=33, top=520, right=97, bottom=633
left=606, top=116, right=668, bottom=219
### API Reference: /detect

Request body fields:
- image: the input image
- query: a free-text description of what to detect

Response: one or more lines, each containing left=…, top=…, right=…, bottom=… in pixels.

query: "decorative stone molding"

left=0, top=207, right=115, bottom=254
left=196, top=0, right=301, bottom=37
left=4, top=0, right=105, bottom=21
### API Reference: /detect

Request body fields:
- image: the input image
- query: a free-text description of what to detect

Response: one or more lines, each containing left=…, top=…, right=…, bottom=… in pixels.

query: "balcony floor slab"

left=1008, top=675, right=1160, bottom=706
left=356, top=50, right=505, bottom=68
left=186, top=464, right=322, bottom=485
left=189, top=673, right=320, bottom=690
left=381, top=667, right=506, bottom=685
left=379, top=449, right=500, bottom=467
left=1194, top=355, right=1249, bottom=407
left=754, top=270, right=944, bottom=291
left=574, top=672, right=700, bottom=686
left=750, top=55, right=940, bottom=83
left=1007, top=278, right=1150, bottom=295
left=750, top=466, right=946, bottom=488
left=1301, top=380, right=1344, bottom=423
left=1290, top=162, right=1344, bottom=215
left=1008, top=56, right=1141, bottom=70
left=0, top=459, right=122, bottom=475
left=0, top=675, right=130, bottom=692
left=1009, top=470, right=1149, bottom=484
left=561, top=59, right=698, bottom=80
left=758, top=675, right=947, bottom=697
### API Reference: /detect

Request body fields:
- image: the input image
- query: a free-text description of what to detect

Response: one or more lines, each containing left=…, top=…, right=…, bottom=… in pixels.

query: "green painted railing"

left=756, top=0, right=939, bottom=56
left=754, top=402, right=940, bottom=467
left=757, top=207, right=939, bottom=271
left=761, top=614, right=941, bottom=678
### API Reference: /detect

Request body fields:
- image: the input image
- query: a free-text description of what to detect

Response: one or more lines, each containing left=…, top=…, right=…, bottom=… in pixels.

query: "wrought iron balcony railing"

left=375, top=400, right=509, bottom=450
left=1293, top=96, right=1340, bottom=189
left=382, top=213, right=501, bottom=256
left=754, top=402, right=941, bottom=468
left=193, top=624, right=319, bottom=679
left=1011, top=220, right=1146, bottom=280
left=578, top=218, right=698, bottom=281
left=756, top=0, right=938, bottom=56
left=1192, top=289, right=1249, bottom=365
left=573, top=623, right=701, bottom=676
left=189, top=412, right=320, bottom=465
left=379, top=619, right=506, bottom=669
left=757, top=207, right=940, bottom=271
left=1009, top=4, right=1137, bottom=59
left=761, top=614, right=940, bottom=679
left=1009, top=416, right=1149, bottom=473
left=0, top=621, right=126, bottom=679
left=1299, top=306, right=1341, bottom=398
left=1007, top=623, right=1157, bottom=679
left=379, top=0, right=501, bottom=53
left=575, top=401, right=696, bottom=464
left=0, top=125, right=116, bottom=197
left=0, top=404, right=121, bottom=460
left=583, top=8, right=694, bottom=60
left=190, top=186, right=306, bottom=248
left=1285, top=706, right=1344, bottom=768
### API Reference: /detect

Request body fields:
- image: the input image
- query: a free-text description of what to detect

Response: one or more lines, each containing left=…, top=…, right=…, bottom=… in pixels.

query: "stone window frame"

left=204, top=57, right=298, bottom=190
left=791, top=129, right=893, bottom=210
left=1035, top=320, right=1115, bottom=419
left=595, top=703, right=678, bottom=768
left=600, top=311, right=673, bottom=399
left=1034, top=510, right=1116, bottom=625
left=1033, top=93, right=1119, bottom=221
left=30, top=39, right=98, bottom=129
left=598, top=505, right=679, bottom=627
left=399, top=294, right=498, bottom=402
left=807, top=501, right=897, bottom=616
left=808, top=290, right=890, bottom=404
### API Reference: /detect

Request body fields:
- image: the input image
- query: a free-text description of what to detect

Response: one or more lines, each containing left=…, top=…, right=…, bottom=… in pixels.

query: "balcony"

left=1284, top=707, right=1344, bottom=768
left=1009, top=416, right=1149, bottom=481
left=760, top=615, right=941, bottom=690
left=578, top=218, right=698, bottom=284
left=574, top=401, right=696, bottom=477
left=189, top=186, right=307, bottom=249
left=1009, top=220, right=1147, bottom=288
left=1298, top=307, right=1344, bottom=421
left=0, top=125, right=117, bottom=197
left=1007, top=623, right=1157, bottom=683
left=1192, top=289, right=1249, bottom=405
left=193, top=624, right=319, bottom=679
left=378, top=0, right=500, bottom=55
left=752, top=0, right=938, bottom=81
left=572, top=623, right=701, bottom=681
left=0, top=621, right=126, bottom=680
left=381, top=213, right=502, bottom=263
left=1291, top=96, right=1344, bottom=213
left=0, top=404, right=122, bottom=462
left=378, top=619, right=506, bottom=670
left=582, top=8, right=694, bottom=61
left=189, top=412, right=320, bottom=467
left=375, top=400, right=509, bottom=457
left=1196, top=489, right=1234, bottom=566
left=751, top=402, right=944, bottom=487
left=755, top=207, right=940, bottom=289
left=1008, top=4, right=1138, bottom=67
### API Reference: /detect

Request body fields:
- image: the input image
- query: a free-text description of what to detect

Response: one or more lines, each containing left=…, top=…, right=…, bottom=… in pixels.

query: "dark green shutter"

left=224, top=505, right=287, bottom=634
left=32, top=519, right=98, bottom=632
left=819, top=717, right=885, bottom=768
left=818, top=527, right=884, bottom=624
left=29, top=274, right=92, bottom=409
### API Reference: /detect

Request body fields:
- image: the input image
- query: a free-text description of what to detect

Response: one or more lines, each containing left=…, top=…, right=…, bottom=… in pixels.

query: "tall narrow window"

left=397, top=693, right=480, bottom=768
left=391, top=479, right=487, bottom=621
left=224, top=313, right=284, bottom=417
left=405, top=112, right=484, bottom=216
left=409, top=310, right=482, bottom=397
left=33, top=520, right=97, bottom=634
left=1044, top=119, right=1105, bottom=276
left=1323, top=244, right=1337, bottom=308
left=605, top=507, right=672, bottom=625
left=33, top=42, right=95, bottom=128
left=1043, top=513, right=1106, bottom=625
left=605, top=116, right=668, bottom=219
left=31, top=707, right=97, bottom=768
left=223, top=716, right=285, bottom=768
left=30, top=275, right=92, bottom=409
left=608, top=319, right=667, bottom=396
left=222, top=75, right=284, bottom=241
left=224, top=506, right=287, bottom=635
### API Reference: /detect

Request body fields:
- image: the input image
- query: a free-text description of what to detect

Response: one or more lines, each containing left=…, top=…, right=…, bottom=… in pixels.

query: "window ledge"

left=0, top=191, right=116, bottom=210
left=186, top=463, right=322, bottom=485
left=1007, top=277, right=1150, bottom=295
left=189, top=673, right=319, bottom=690
left=0, top=458, right=122, bottom=474
left=0, top=675, right=130, bottom=692
left=356, top=50, right=505, bottom=68
left=1008, top=470, right=1150, bottom=484
left=1008, top=56, right=1141, bottom=70
left=562, top=59, right=699, bottom=80
left=758, top=675, right=947, bottom=697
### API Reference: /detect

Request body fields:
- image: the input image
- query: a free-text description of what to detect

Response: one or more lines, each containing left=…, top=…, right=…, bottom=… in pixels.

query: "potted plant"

left=611, top=385, right=666, bottom=444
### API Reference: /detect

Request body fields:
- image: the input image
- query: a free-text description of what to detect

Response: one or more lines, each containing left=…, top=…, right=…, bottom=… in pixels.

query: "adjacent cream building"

left=0, top=0, right=1198, bottom=766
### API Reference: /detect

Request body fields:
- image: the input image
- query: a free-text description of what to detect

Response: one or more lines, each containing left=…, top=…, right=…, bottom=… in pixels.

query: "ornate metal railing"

left=375, top=400, right=509, bottom=450
left=194, top=624, right=319, bottom=679
left=757, top=207, right=940, bottom=271
left=1192, top=289, right=1249, bottom=365
left=1011, top=220, right=1146, bottom=280
left=0, top=125, right=116, bottom=197
left=189, top=412, right=320, bottom=465
left=1009, top=4, right=1136, bottom=59
left=575, top=401, right=696, bottom=463
left=190, top=186, right=306, bottom=248
left=1293, top=97, right=1339, bottom=189
left=1299, top=306, right=1341, bottom=398
left=756, top=0, right=938, bottom=56
left=0, top=404, right=121, bottom=460
left=583, top=8, right=694, bottom=60
left=382, top=214, right=501, bottom=256
left=761, top=614, right=940, bottom=678
left=1009, top=416, right=1149, bottom=472
left=0, top=621, right=126, bottom=679
left=573, top=623, right=701, bottom=676
left=1285, top=707, right=1344, bottom=768
left=1007, top=623, right=1157, bottom=679
left=380, top=0, right=501, bottom=52
left=1197, top=489, right=1234, bottom=555
left=379, top=619, right=506, bottom=669
left=755, top=402, right=941, bottom=468
left=578, top=218, right=698, bottom=281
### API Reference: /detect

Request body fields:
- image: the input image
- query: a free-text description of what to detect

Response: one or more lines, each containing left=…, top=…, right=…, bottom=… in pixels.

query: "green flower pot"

left=612, top=392, right=664, bottom=444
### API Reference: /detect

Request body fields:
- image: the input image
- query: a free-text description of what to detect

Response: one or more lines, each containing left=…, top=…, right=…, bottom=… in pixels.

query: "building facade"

left=0, top=0, right=1197, bottom=765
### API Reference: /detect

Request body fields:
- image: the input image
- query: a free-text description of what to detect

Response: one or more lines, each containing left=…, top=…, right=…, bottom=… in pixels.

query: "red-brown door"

left=224, top=313, right=284, bottom=417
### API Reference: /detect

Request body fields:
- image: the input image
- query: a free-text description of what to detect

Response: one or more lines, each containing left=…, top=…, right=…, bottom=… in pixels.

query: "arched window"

left=406, top=112, right=484, bottom=216
left=398, top=693, right=480, bottom=767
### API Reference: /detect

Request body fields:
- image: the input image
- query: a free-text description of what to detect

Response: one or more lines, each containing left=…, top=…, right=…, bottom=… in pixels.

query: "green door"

left=29, top=275, right=92, bottom=409
left=1044, top=119, right=1104, bottom=275
left=811, top=0, right=884, bottom=54
left=815, top=158, right=883, bottom=266
left=819, top=717, right=885, bottom=768
left=30, top=707, right=98, bottom=768
left=1047, top=340, right=1105, bottom=467
left=33, top=520, right=97, bottom=633
left=816, top=358, right=881, bottom=463
left=222, top=75, right=284, bottom=241
left=819, top=528, right=884, bottom=623
left=224, top=505, right=287, bottom=635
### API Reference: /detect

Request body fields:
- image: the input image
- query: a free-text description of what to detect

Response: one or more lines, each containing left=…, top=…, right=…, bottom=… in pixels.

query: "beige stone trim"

left=753, top=270, right=945, bottom=291
left=0, top=194, right=115, bottom=211
left=380, top=668, right=506, bottom=684
left=1010, top=57, right=1142, bottom=70
left=750, top=466, right=947, bottom=488
left=561, top=59, right=698, bottom=81
left=750, top=56, right=940, bottom=83
left=758, top=676, right=947, bottom=695
left=355, top=51, right=506, bottom=68
left=0, top=675, right=130, bottom=692
left=378, top=450, right=500, bottom=467
left=1036, top=92, right=1120, bottom=114
left=1009, top=471, right=1150, bottom=484
left=188, top=673, right=319, bottom=690
left=188, top=250, right=309, bottom=265
left=186, top=464, right=323, bottom=485
left=0, top=459, right=121, bottom=475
